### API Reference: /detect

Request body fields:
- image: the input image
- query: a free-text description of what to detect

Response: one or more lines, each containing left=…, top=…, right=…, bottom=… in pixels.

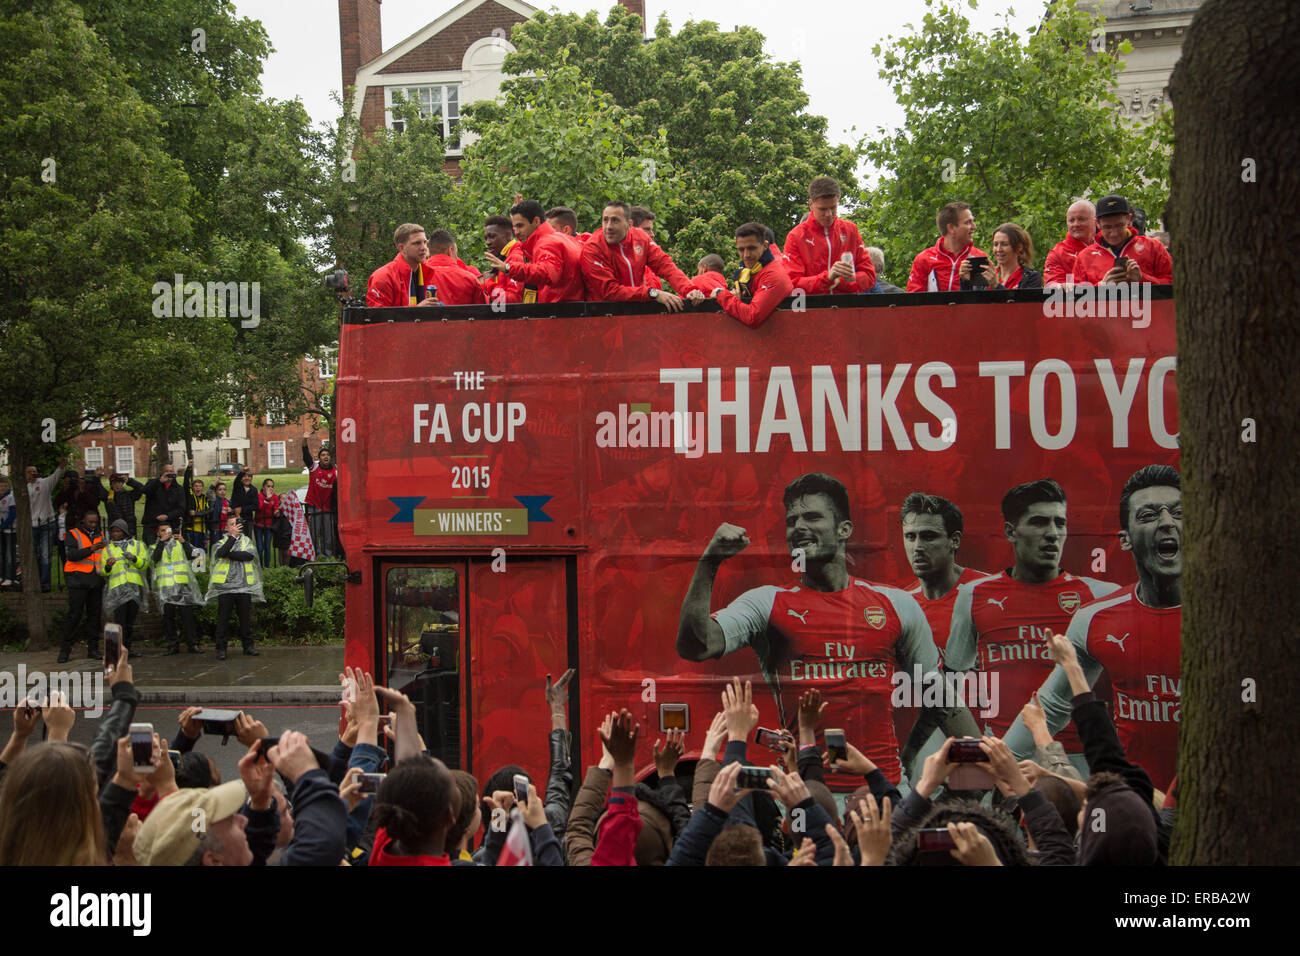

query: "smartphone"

left=513, top=773, right=530, bottom=804
left=1114, top=255, right=1130, bottom=274
left=129, top=723, right=155, bottom=774
left=753, top=727, right=791, bottom=752
left=916, top=827, right=961, bottom=865
left=966, top=255, right=990, bottom=289
left=167, top=749, right=182, bottom=769
left=104, top=623, right=122, bottom=670
left=824, top=728, right=847, bottom=763
left=358, top=772, right=386, bottom=794
left=735, top=765, right=773, bottom=790
left=948, top=739, right=986, bottom=762
left=194, top=708, right=240, bottom=736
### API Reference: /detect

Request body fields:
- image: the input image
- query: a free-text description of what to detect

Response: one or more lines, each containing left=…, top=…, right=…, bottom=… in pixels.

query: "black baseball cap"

left=1095, top=195, right=1131, bottom=218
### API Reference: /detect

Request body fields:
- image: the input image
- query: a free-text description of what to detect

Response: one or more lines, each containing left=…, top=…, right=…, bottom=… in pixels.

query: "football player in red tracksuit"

left=481, top=215, right=524, bottom=305
left=907, top=201, right=987, bottom=292
left=783, top=177, right=876, bottom=295
left=484, top=200, right=585, bottom=303
left=366, top=222, right=431, bottom=307
left=580, top=201, right=696, bottom=311
left=692, top=254, right=728, bottom=295
left=1004, top=466, right=1182, bottom=788
left=707, top=222, right=794, bottom=328
left=421, top=230, right=487, bottom=305
left=676, top=473, right=970, bottom=787
left=1044, top=199, right=1098, bottom=286
left=545, top=206, right=591, bottom=244
left=1071, top=194, right=1173, bottom=286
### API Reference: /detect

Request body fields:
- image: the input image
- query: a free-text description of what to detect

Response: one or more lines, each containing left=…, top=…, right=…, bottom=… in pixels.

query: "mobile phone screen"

left=130, top=729, right=153, bottom=768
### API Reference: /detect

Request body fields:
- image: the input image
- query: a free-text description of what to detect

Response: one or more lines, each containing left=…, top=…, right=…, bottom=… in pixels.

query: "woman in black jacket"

left=230, top=469, right=259, bottom=525
left=960, top=222, right=1043, bottom=290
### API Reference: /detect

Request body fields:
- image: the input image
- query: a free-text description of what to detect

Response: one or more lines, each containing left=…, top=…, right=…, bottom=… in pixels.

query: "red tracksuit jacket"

left=481, top=240, right=525, bottom=304
left=580, top=226, right=692, bottom=302
left=1043, top=234, right=1092, bottom=285
left=366, top=253, right=426, bottom=308
left=783, top=214, right=875, bottom=294
left=715, top=256, right=794, bottom=328
left=691, top=270, right=728, bottom=294
left=907, top=238, right=987, bottom=292
left=508, top=221, right=585, bottom=302
left=420, top=254, right=487, bottom=305
left=1072, top=227, right=1173, bottom=285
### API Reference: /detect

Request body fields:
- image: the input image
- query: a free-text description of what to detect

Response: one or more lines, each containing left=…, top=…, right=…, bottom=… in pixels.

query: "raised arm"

left=675, top=522, right=751, bottom=661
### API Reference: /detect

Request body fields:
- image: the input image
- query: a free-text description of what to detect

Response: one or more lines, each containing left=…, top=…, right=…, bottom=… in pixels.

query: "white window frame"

left=265, top=399, right=286, bottom=426
left=84, top=446, right=104, bottom=471
left=384, top=83, right=461, bottom=154
left=114, top=446, right=134, bottom=476
left=267, top=441, right=286, bottom=469
left=317, top=356, right=335, bottom=379
left=113, top=415, right=129, bottom=429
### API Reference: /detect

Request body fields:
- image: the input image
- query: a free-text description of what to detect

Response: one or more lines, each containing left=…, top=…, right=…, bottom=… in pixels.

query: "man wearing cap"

left=102, top=473, right=145, bottom=539
left=134, top=778, right=254, bottom=866
left=57, top=509, right=106, bottom=663
left=1072, top=195, right=1173, bottom=286
left=142, top=463, right=186, bottom=546
left=100, top=519, right=149, bottom=657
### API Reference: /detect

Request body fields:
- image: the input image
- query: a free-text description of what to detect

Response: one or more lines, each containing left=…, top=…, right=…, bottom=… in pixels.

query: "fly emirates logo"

left=1115, top=675, right=1181, bottom=723
left=788, top=642, right=890, bottom=682
left=980, top=625, right=1058, bottom=665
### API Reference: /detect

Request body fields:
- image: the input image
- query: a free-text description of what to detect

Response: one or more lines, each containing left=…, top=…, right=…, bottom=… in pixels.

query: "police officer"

left=58, top=510, right=106, bottom=663
left=207, top=514, right=263, bottom=660
left=152, top=522, right=204, bottom=655
left=100, top=519, right=148, bottom=657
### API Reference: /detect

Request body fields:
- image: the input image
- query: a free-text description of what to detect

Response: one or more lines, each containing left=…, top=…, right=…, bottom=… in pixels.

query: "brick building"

left=341, top=0, right=647, bottom=174
left=65, top=356, right=332, bottom=478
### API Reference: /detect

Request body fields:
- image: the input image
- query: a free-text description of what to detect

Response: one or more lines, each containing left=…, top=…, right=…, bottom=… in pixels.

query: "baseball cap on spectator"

left=1094, top=195, right=1131, bottom=218
left=134, top=781, right=247, bottom=866
left=110, top=473, right=126, bottom=483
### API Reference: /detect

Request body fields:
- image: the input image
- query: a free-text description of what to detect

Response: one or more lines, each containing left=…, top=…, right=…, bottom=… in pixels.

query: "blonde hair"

left=0, top=743, right=106, bottom=865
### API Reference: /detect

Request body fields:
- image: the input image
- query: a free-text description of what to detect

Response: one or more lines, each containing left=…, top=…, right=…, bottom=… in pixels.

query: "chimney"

left=339, top=0, right=383, bottom=99
left=617, top=0, right=647, bottom=35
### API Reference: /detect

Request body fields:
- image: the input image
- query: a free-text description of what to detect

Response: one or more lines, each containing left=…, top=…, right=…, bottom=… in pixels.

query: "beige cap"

left=134, top=781, right=249, bottom=866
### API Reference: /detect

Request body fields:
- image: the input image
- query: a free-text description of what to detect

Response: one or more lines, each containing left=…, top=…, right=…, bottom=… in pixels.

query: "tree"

left=452, top=64, right=677, bottom=262
left=856, top=0, right=1172, bottom=285
left=491, top=5, right=859, bottom=268
left=1168, top=0, right=1299, bottom=865
left=0, top=0, right=194, bottom=645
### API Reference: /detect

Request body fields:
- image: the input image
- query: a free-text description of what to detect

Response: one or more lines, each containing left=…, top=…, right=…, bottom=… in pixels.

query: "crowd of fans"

left=365, top=177, right=1174, bottom=329
left=0, top=648, right=1174, bottom=867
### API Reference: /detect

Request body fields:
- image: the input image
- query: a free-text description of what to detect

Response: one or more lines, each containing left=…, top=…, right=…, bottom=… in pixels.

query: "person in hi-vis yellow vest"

left=152, top=522, right=204, bottom=655
left=99, top=519, right=149, bottom=657
left=206, top=514, right=264, bottom=660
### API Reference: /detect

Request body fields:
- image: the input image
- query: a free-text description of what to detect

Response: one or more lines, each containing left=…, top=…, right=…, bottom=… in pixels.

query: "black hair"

left=764, top=226, right=776, bottom=244
left=735, top=221, right=767, bottom=241
left=1119, top=464, right=1180, bottom=531
left=482, top=765, right=529, bottom=797
left=901, top=491, right=964, bottom=537
left=175, top=752, right=215, bottom=789
left=603, top=200, right=631, bottom=220
left=373, top=755, right=457, bottom=847
left=783, top=472, right=851, bottom=526
left=889, top=798, right=1031, bottom=866
left=428, top=229, right=455, bottom=254
left=484, top=215, right=511, bottom=231
left=1000, top=478, right=1066, bottom=525
left=510, top=199, right=545, bottom=223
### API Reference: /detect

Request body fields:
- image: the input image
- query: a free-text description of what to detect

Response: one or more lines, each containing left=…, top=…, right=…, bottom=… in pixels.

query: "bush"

left=0, top=601, right=28, bottom=649
left=181, top=566, right=345, bottom=646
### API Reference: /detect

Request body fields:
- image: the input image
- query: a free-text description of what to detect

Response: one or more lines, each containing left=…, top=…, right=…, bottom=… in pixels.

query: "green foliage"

left=452, top=64, right=677, bottom=262
left=0, top=601, right=28, bottom=649
left=854, top=0, right=1172, bottom=286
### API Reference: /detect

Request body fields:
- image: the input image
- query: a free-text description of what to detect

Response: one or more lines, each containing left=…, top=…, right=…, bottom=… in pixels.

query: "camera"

left=359, top=772, right=386, bottom=794
left=324, top=269, right=349, bottom=291
left=948, top=739, right=986, bottom=762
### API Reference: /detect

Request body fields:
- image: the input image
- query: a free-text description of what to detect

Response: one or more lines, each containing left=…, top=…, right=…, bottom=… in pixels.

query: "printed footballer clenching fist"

left=675, top=473, right=973, bottom=785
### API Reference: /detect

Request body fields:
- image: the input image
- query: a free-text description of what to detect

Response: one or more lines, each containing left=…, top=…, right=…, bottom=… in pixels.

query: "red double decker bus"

left=334, top=288, right=1177, bottom=789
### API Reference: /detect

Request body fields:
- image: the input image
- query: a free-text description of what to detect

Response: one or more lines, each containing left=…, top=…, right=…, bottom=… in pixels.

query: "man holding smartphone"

left=1071, top=194, right=1173, bottom=286
left=676, top=472, right=969, bottom=786
left=783, top=177, right=876, bottom=295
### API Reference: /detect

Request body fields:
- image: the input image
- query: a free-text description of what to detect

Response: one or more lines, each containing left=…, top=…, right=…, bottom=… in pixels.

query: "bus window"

left=384, top=565, right=464, bottom=768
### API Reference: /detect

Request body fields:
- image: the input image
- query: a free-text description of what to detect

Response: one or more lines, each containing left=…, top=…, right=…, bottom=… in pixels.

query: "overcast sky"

left=234, top=0, right=1042, bottom=161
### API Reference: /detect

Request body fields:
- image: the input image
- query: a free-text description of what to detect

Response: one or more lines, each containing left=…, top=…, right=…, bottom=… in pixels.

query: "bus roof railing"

left=341, top=285, right=1174, bottom=325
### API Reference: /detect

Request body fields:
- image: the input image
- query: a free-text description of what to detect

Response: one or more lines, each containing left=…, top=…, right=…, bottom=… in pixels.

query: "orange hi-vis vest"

left=64, top=526, right=104, bottom=574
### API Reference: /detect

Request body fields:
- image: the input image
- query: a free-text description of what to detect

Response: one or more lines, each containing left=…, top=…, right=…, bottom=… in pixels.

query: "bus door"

left=378, top=556, right=573, bottom=780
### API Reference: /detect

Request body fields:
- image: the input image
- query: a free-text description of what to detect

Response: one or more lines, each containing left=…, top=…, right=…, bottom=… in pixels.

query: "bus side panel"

left=467, top=558, right=569, bottom=784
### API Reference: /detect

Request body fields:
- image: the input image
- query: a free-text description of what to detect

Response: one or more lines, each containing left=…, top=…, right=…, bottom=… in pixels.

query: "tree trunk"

left=154, top=422, right=171, bottom=475
left=9, top=444, right=49, bottom=648
left=1169, top=0, right=1300, bottom=864
left=185, top=410, right=194, bottom=467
